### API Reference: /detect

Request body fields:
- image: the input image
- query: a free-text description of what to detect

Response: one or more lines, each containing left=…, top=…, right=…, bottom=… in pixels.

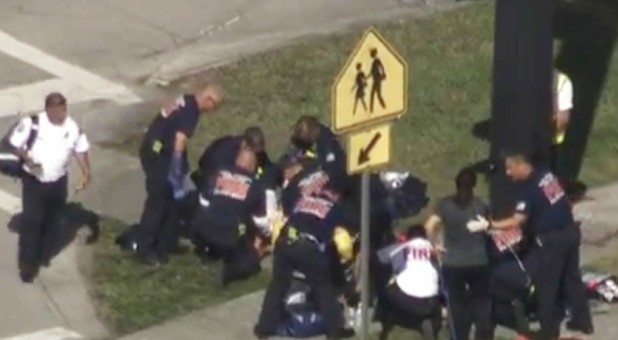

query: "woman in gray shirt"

left=425, top=167, right=493, bottom=340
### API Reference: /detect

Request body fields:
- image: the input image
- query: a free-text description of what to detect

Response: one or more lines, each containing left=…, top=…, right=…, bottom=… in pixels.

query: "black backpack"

left=0, top=115, right=39, bottom=178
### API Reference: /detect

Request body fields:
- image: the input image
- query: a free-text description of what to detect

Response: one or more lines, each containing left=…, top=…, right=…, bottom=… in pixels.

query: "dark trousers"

left=136, top=176, right=178, bottom=258
left=380, top=284, right=442, bottom=339
left=255, top=238, right=344, bottom=336
left=562, top=226, right=594, bottom=334
left=19, top=174, right=67, bottom=271
left=530, top=226, right=592, bottom=339
left=194, top=214, right=261, bottom=283
left=442, top=265, right=494, bottom=340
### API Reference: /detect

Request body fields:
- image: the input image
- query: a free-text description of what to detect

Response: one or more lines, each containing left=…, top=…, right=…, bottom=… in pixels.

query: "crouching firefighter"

left=192, top=148, right=269, bottom=287
left=254, top=183, right=354, bottom=340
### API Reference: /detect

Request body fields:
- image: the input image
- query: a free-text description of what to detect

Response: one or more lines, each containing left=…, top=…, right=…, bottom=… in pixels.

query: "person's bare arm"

left=174, top=132, right=189, bottom=153
left=491, top=213, right=527, bottom=230
left=424, top=214, right=443, bottom=245
left=554, top=109, right=570, bottom=132
left=72, top=132, right=92, bottom=190
left=74, top=152, right=91, bottom=177
left=73, top=152, right=91, bottom=190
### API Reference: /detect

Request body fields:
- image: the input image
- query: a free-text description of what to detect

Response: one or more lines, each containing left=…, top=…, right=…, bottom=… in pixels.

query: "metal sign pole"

left=359, top=171, right=370, bottom=340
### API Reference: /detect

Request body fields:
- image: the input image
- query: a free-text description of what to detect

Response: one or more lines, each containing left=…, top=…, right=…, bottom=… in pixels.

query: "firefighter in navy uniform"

left=192, top=148, right=269, bottom=286
left=254, top=183, right=354, bottom=340
left=287, top=115, right=346, bottom=178
left=191, top=127, right=276, bottom=262
left=280, top=157, right=330, bottom=216
left=193, top=126, right=277, bottom=189
left=490, top=151, right=593, bottom=340
left=135, top=84, right=224, bottom=265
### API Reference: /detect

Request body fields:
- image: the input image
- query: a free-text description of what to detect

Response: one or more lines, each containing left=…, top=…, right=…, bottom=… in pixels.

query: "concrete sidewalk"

left=0, top=0, right=457, bottom=90
left=0, top=150, right=114, bottom=340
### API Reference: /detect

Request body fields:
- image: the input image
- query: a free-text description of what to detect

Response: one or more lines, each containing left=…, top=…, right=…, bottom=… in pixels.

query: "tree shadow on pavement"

left=7, top=202, right=101, bottom=261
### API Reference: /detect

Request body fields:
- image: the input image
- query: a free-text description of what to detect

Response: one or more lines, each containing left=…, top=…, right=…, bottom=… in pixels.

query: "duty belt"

left=284, top=226, right=326, bottom=252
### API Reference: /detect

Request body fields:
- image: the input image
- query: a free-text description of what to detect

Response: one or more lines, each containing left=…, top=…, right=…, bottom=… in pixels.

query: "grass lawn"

left=93, top=0, right=618, bottom=336
left=111, top=1, right=618, bottom=197
left=84, top=217, right=269, bottom=335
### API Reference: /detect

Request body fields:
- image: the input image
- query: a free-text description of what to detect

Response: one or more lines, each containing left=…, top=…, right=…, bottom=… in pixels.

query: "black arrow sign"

left=358, top=132, right=382, bottom=165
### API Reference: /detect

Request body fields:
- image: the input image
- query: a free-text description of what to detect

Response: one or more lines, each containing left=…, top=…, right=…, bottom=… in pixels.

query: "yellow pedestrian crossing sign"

left=331, top=27, right=408, bottom=134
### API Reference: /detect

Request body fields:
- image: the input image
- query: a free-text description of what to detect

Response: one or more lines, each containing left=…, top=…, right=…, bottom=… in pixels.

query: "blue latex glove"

left=168, top=152, right=186, bottom=200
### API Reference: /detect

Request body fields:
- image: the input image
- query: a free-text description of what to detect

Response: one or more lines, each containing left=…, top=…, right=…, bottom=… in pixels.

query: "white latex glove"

left=466, top=215, right=489, bottom=233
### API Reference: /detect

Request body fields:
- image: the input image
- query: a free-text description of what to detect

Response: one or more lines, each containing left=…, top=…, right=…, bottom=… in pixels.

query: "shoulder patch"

left=175, top=96, right=186, bottom=108
left=16, top=121, right=26, bottom=133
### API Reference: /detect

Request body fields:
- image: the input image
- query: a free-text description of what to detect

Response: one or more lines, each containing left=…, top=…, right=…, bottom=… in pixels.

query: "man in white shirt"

left=550, top=70, right=573, bottom=175
left=9, top=93, right=91, bottom=283
left=378, top=225, right=442, bottom=339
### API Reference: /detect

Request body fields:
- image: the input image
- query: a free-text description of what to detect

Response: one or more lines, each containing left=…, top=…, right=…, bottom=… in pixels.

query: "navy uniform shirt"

left=200, top=165, right=266, bottom=227
left=255, top=152, right=277, bottom=189
left=313, top=124, right=346, bottom=177
left=281, top=162, right=330, bottom=216
left=197, top=135, right=241, bottom=175
left=286, top=191, right=343, bottom=244
left=197, top=135, right=277, bottom=188
left=139, top=95, right=200, bottom=178
left=515, top=169, right=574, bottom=235
left=287, top=124, right=345, bottom=177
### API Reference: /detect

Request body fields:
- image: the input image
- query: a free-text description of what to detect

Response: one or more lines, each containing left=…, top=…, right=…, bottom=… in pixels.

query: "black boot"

left=19, top=267, right=38, bottom=284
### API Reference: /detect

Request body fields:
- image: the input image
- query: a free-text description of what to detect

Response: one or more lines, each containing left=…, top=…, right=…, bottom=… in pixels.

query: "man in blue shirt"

left=254, top=183, right=353, bottom=340
left=490, top=151, right=593, bottom=339
left=135, top=84, right=224, bottom=265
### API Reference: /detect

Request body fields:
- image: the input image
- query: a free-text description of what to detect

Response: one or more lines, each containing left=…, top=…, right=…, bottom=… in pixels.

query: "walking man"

left=550, top=69, right=573, bottom=177
left=8, top=93, right=91, bottom=283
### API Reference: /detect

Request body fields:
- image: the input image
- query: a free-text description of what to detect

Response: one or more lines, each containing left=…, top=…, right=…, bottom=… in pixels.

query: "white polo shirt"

left=9, top=112, right=90, bottom=183
left=395, top=238, right=439, bottom=298
left=556, top=72, right=573, bottom=112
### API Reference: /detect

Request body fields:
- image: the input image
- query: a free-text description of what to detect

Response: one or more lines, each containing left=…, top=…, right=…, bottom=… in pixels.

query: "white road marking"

left=0, top=327, right=83, bottom=340
left=0, top=188, right=21, bottom=215
left=0, top=30, right=142, bottom=117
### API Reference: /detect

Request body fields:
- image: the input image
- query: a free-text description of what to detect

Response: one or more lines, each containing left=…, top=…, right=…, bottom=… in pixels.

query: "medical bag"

left=276, top=279, right=327, bottom=338
left=0, top=115, right=39, bottom=178
left=582, top=271, right=618, bottom=303
left=380, top=172, right=429, bottom=221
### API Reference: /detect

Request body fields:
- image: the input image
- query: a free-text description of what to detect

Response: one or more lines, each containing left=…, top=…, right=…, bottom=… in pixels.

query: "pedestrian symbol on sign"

left=369, top=48, right=387, bottom=113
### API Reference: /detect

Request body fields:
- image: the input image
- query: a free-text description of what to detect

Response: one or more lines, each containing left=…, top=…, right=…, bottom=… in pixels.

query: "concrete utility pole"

left=489, top=0, right=556, bottom=216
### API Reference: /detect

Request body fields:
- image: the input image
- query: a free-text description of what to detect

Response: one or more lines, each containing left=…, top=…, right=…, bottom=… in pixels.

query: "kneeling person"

left=192, top=148, right=268, bottom=287
left=379, top=225, right=442, bottom=340
left=255, top=186, right=353, bottom=340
